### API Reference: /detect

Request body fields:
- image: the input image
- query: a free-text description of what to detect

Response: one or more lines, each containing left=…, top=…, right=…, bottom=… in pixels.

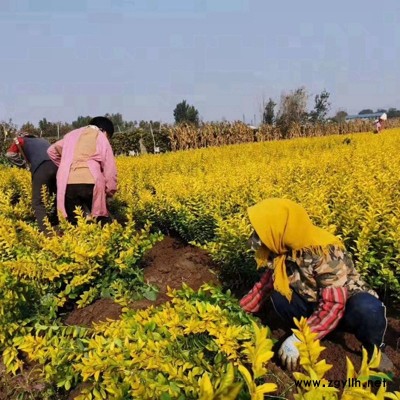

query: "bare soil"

left=65, top=236, right=219, bottom=326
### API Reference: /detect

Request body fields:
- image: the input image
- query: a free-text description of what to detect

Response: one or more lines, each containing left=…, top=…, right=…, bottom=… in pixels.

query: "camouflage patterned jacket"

left=240, top=245, right=378, bottom=339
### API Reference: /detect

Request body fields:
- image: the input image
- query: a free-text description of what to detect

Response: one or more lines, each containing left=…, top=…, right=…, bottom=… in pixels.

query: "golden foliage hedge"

left=1, top=128, right=399, bottom=399
left=117, top=128, right=400, bottom=299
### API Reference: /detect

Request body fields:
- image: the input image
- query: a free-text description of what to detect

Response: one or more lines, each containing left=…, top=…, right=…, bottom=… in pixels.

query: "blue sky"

left=1, top=0, right=399, bottom=126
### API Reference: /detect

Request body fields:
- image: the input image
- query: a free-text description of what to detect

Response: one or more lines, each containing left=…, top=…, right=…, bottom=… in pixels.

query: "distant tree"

left=72, top=113, right=128, bottom=132
left=173, top=100, right=199, bottom=125
left=38, top=118, right=57, bottom=137
left=277, top=87, right=309, bottom=136
left=358, top=109, right=374, bottom=115
left=20, top=122, right=41, bottom=136
left=72, top=115, right=92, bottom=129
left=332, top=110, right=348, bottom=123
left=58, top=122, right=74, bottom=137
left=36, top=119, right=73, bottom=138
left=105, top=113, right=125, bottom=132
left=376, top=109, right=387, bottom=114
left=262, top=98, right=276, bottom=125
left=309, top=89, right=331, bottom=122
left=387, top=108, right=400, bottom=118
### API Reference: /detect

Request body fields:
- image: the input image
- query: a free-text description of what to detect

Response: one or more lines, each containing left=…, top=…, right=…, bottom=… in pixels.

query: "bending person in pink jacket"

left=47, top=116, right=117, bottom=225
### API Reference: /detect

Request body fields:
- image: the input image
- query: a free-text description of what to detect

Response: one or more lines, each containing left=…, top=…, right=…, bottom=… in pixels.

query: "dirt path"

left=65, top=236, right=399, bottom=399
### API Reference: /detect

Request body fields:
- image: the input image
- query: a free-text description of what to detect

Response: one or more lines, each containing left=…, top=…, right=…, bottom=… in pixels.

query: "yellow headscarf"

left=248, top=198, right=343, bottom=301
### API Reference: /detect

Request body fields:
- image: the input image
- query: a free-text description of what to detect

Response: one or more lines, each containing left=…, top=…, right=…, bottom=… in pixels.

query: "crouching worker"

left=240, top=198, right=392, bottom=372
left=5, top=133, right=58, bottom=233
left=47, top=116, right=117, bottom=225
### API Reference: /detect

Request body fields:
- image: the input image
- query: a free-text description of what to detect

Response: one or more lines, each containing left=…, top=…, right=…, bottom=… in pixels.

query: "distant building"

left=345, top=113, right=382, bottom=121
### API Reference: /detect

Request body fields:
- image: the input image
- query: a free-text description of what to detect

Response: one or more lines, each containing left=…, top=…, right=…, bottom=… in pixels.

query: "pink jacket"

left=47, top=126, right=117, bottom=218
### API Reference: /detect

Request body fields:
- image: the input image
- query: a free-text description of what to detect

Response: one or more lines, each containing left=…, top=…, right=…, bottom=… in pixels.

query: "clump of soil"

left=65, top=236, right=219, bottom=326
left=65, top=298, right=122, bottom=326
left=134, top=235, right=220, bottom=306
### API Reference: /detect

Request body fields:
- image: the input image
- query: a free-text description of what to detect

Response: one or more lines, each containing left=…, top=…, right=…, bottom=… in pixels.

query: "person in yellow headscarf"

left=240, top=198, right=391, bottom=372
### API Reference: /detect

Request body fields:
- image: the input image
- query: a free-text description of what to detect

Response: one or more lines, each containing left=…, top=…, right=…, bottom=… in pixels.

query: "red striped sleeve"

left=307, top=286, right=347, bottom=339
left=240, top=270, right=274, bottom=313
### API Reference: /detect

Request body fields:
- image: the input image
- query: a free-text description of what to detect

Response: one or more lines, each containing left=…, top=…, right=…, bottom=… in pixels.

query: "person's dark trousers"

left=270, top=290, right=387, bottom=357
left=65, top=184, right=94, bottom=225
left=31, top=160, right=58, bottom=232
left=65, top=184, right=112, bottom=226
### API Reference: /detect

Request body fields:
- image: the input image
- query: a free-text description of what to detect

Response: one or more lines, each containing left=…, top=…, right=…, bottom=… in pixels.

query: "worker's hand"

left=278, top=334, right=301, bottom=371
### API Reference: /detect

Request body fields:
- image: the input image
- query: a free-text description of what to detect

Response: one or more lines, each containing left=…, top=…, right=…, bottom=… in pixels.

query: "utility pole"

left=149, top=122, right=157, bottom=153
left=2, top=125, right=7, bottom=142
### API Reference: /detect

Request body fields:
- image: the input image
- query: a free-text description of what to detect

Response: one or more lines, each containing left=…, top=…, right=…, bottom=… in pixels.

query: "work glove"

left=278, top=334, right=301, bottom=371
left=378, top=352, right=394, bottom=373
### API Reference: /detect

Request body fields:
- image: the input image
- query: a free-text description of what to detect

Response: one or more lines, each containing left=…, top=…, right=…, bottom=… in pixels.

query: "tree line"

left=1, top=86, right=400, bottom=155
left=173, top=88, right=400, bottom=136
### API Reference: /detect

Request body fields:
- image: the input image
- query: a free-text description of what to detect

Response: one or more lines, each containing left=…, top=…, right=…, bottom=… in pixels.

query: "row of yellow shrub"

left=6, top=127, right=391, bottom=306
left=1, top=128, right=399, bottom=398
left=116, top=128, right=400, bottom=299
